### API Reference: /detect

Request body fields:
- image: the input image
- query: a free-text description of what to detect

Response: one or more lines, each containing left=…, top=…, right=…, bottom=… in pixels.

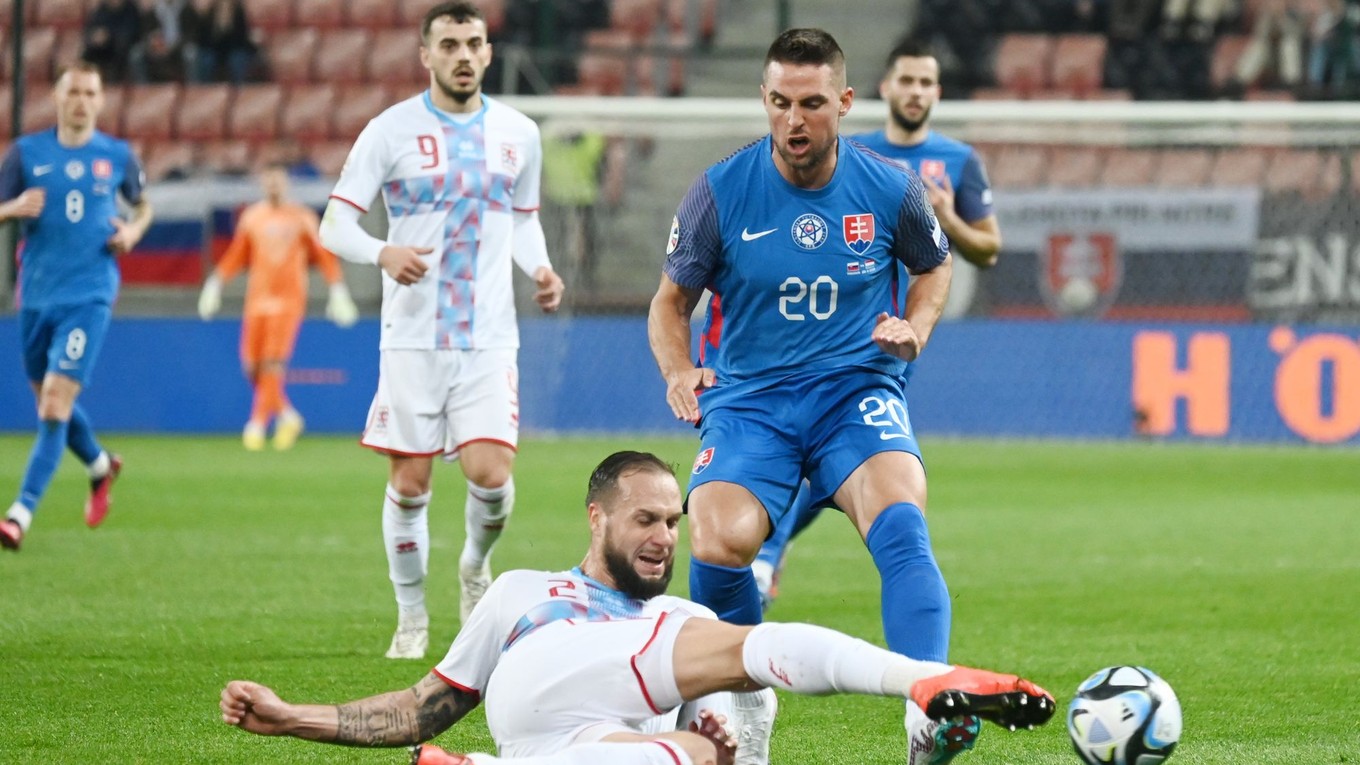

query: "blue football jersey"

left=853, top=129, right=993, bottom=224
left=664, top=136, right=949, bottom=385
left=0, top=128, right=146, bottom=308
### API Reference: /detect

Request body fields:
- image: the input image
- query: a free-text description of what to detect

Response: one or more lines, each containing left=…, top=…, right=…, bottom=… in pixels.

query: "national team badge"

left=500, top=143, right=518, bottom=171
left=791, top=213, right=828, bottom=250
left=93, top=159, right=112, bottom=179
left=65, top=160, right=85, bottom=180
left=692, top=447, right=714, bottom=475
left=666, top=215, right=680, bottom=254
left=843, top=213, right=875, bottom=254
left=1039, top=232, right=1123, bottom=317
left=919, top=159, right=947, bottom=184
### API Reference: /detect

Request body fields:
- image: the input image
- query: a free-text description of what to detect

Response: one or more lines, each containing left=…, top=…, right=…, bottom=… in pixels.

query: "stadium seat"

left=294, top=0, right=347, bottom=29
left=987, top=144, right=1049, bottom=189
left=263, top=28, right=318, bottom=85
left=243, top=0, right=294, bottom=31
left=96, top=85, right=125, bottom=135
left=228, top=84, right=284, bottom=141
left=280, top=84, right=338, bottom=141
left=310, top=140, right=355, bottom=176
left=1265, top=149, right=1341, bottom=198
left=142, top=141, right=199, bottom=182
left=1154, top=149, right=1213, bottom=188
left=202, top=140, right=252, bottom=175
left=1210, top=35, right=1250, bottom=92
left=0, top=86, right=10, bottom=138
left=122, top=84, right=182, bottom=140
left=333, top=84, right=393, bottom=141
left=55, top=28, right=85, bottom=71
left=313, top=29, right=373, bottom=84
left=611, top=0, right=662, bottom=42
left=1085, top=89, right=1133, bottom=100
left=1050, top=34, right=1106, bottom=98
left=396, top=0, right=429, bottom=26
left=992, top=33, right=1054, bottom=97
left=576, top=50, right=631, bottom=95
left=1101, top=148, right=1156, bottom=187
left=1046, top=146, right=1104, bottom=188
left=21, top=27, right=58, bottom=82
left=174, top=85, right=232, bottom=141
left=1245, top=89, right=1295, bottom=101
left=348, top=0, right=397, bottom=28
left=666, top=0, right=717, bottom=44
left=1209, top=147, right=1269, bottom=187
left=394, top=0, right=505, bottom=34
left=33, top=0, right=88, bottom=29
left=474, top=0, right=507, bottom=36
left=969, top=87, right=1026, bottom=100
left=20, top=88, right=57, bottom=133
left=663, top=29, right=690, bottom=96
left=369, top=29, right=423, bottom=86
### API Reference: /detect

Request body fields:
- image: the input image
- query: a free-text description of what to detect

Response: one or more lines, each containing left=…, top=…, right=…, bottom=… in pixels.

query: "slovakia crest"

left=93, top=159, right=112, bottom=179
left=692, top=447, right=715, bottom=475
left=919, top=159, right=947, bottom=184
left=666, top=215, right=680, bottom=255
left=500, top=143, right=518, bottom=171
left=1039, top=232, right=1123, bottom=317
left=843, top=213, right=875, bottom=255
left=791, top=213, right=828, bottom=250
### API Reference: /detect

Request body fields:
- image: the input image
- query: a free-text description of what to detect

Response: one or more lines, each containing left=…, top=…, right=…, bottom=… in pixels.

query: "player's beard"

left=603, top=543, right=673, bottom=600
left=775, top=137, right=836, bottom=172
left=890, top=101, right=932, bottom=134
left=434, top=68, right=480, bottom=105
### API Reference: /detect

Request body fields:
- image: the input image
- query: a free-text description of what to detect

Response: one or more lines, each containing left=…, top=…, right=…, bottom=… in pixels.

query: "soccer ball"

left=1067, top=666, right=1182, bottom=765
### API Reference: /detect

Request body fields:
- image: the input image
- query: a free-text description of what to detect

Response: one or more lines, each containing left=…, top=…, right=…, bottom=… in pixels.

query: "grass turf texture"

left=0, top=435, right=1356, bottom=764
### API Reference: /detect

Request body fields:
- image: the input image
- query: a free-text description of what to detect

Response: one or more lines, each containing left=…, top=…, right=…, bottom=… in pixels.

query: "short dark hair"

left=764, top=28, right=846, bottom=83
left=422, top=1, right=486, bottom=42
left=884, top=37, right=935, bottom=71
left=586, top=451, right=675, bottom=508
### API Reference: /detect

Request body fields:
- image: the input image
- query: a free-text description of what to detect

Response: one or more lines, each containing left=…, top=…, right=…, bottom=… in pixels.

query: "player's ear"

left=839, top=87, right=854, bottom=117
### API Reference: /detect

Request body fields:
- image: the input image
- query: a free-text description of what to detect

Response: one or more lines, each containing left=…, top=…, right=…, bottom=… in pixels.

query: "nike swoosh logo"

left=741, top=227, right=777, bottom=241
left=34, top=165, right=53, bottom=176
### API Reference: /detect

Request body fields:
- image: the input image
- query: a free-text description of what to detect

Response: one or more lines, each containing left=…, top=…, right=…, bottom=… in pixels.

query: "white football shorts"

left=360, top=348, right=519, bottom=458
left=482, top=611, right=693, bottom=757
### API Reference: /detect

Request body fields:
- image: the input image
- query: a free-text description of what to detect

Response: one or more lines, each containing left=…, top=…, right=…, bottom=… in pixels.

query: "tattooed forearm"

left=329, top=674, right=477, bottom=747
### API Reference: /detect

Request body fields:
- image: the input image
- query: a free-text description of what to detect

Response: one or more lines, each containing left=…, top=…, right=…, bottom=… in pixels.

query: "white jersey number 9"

left=778, top=275, right=839, bottom=321
left=65, top=190, right=84, bottom=223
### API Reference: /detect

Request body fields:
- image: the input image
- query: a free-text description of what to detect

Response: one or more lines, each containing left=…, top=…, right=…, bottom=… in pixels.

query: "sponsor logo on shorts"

left=692, top=447, right=714, bottom=474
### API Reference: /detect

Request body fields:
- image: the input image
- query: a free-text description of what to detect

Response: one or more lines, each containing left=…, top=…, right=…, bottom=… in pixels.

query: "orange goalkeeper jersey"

left=214, top=201, right=342, bottom=317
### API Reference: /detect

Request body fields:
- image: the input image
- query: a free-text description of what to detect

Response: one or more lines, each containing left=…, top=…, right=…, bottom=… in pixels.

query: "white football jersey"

left=330, top=92, right=542, bottom=350
left=433, top=567, right=714, bottom=698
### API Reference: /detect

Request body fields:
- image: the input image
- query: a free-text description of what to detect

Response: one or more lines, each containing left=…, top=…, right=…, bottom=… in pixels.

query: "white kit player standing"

left=320, top=0, right=565, bottom=659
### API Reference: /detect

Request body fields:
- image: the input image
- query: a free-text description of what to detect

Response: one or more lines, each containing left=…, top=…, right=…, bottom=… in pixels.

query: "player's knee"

left=669, top=731, right=722, bottom=765
left=36, top=390, right=76, bottom=421
left=689, top=527, right=760, bottom=567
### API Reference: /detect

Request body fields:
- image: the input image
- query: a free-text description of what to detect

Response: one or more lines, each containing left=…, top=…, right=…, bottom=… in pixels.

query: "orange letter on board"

left=1132, top=332, right=1231, bottom=436
left=1273, top=330, right=1360, bottom=444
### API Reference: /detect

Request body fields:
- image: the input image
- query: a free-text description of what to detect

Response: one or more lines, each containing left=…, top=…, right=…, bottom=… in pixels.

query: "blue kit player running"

left=648, top=28, right=968, bottom=765
left=753, top=38, right=1004, bottom=615
left=0, top=62, right=152, bottom=552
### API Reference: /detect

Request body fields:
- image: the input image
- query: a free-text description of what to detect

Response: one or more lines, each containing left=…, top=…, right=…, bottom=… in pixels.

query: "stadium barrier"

left=2, top=316, right=1355, bottom=444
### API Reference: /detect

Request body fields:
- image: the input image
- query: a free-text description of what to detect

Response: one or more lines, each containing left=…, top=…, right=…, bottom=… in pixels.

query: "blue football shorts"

left=687, top=368, right=923, bottom=526
left=20, top=302, right=113, bottom=386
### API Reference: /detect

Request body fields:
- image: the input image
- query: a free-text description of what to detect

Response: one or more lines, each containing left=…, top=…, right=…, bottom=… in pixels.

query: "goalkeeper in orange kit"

left=197, top=162, right=359, bottom=450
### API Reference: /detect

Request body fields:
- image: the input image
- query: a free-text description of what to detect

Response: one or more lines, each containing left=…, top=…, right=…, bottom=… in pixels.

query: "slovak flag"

left=843, top=213, right=875, bottom=255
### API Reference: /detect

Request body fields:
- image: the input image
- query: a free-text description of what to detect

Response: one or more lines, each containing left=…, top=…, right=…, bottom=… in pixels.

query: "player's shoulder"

left=14, top=127, right=57, bottom=152
left=846, top=138, right=917, bottom=183
left=651, top=593, right=718, bottom=620
left=703, top=136, right=766, bottom=186
left=482, top=95, right=541, bottom=136
left=922, top=130, right=978, bottom=159
left=367, top=92, right=433, bottom=130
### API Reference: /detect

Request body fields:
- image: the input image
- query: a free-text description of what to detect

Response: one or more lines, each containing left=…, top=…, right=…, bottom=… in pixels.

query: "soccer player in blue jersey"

left=753, top=38, right=1005, bottom=616
left=0, top=61, right=152, bottom=552
left=648, top=28, right=979, bottom=765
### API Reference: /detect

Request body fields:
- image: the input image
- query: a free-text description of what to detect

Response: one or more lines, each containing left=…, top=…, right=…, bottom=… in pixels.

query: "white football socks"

left=382, top=483, right=431, bottom=626
left=740, top=622, right=952, bottom=697
left=88, top=451, right=111, bottom=480
left=460, top=478, right=513, bottom=570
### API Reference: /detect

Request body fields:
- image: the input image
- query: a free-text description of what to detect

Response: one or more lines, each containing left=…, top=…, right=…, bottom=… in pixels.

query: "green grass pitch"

left=0, top=434, right=1356, bottom=763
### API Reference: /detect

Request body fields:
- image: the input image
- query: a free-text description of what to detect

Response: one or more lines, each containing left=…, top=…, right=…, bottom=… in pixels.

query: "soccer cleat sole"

left=924, top=687, right=1055, bottom=731
left=0, top=520, right=22, bottom=551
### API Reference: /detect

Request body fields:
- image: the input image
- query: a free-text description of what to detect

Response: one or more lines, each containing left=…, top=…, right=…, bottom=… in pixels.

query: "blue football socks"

left=865, top=502, right=951, bottom=662
left=66, top=404, right=103, bottom=465
left=17, top=419, right=71, bottom=512
left=690, top=556, right=764, bottom=625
